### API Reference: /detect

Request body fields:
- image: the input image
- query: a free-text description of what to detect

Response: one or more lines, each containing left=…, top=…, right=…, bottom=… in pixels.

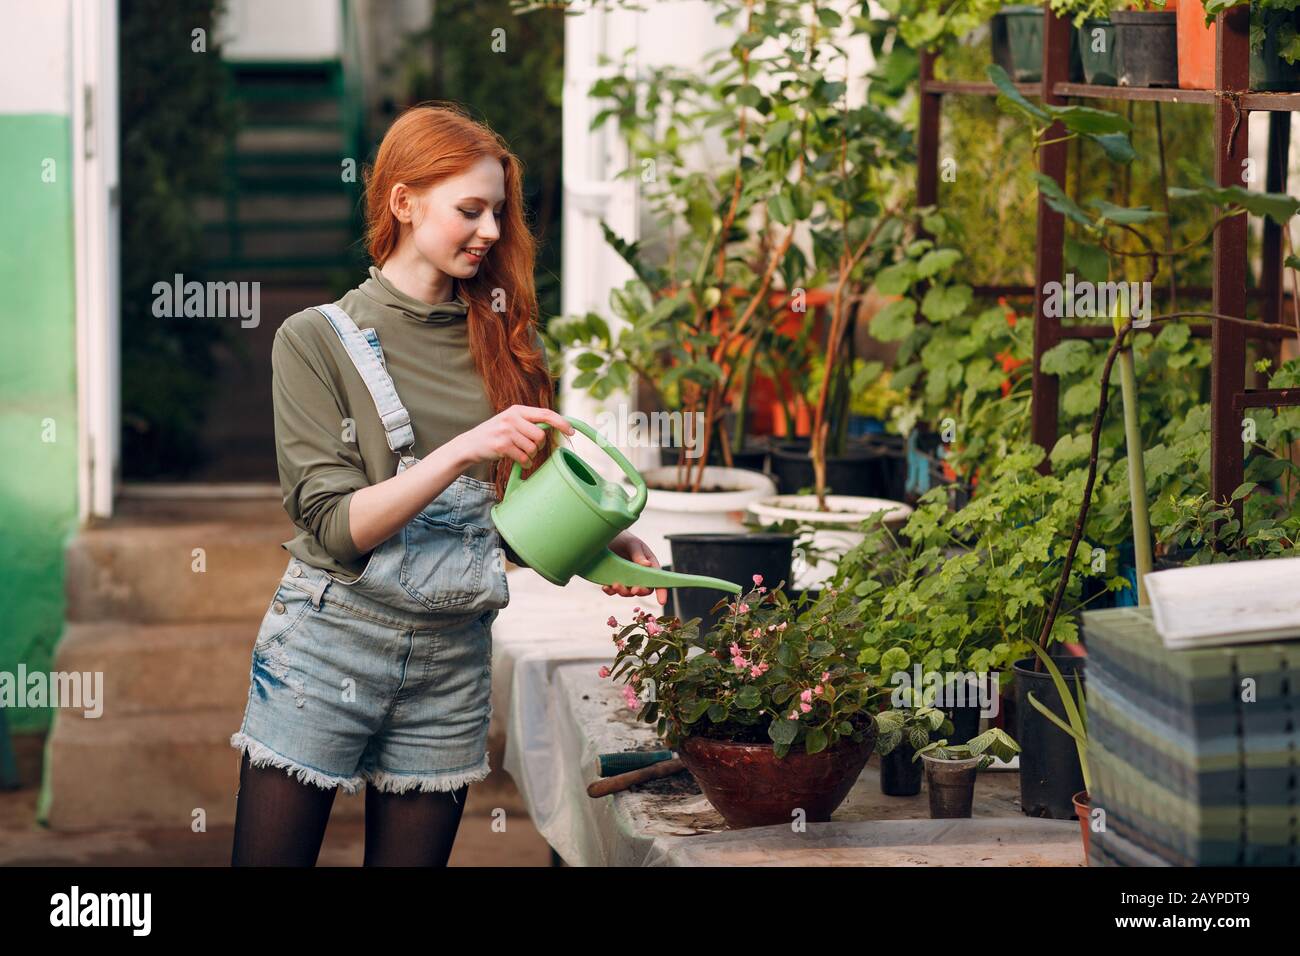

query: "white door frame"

left=72, top=0, right=120, bottom=520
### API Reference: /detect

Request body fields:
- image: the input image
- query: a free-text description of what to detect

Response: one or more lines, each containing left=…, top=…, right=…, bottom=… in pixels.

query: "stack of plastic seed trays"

left=1080, top=607, right=1298, bottom=866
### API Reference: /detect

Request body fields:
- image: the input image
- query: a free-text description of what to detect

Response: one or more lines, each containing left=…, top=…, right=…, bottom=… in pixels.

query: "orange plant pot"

left=1177, top=0, right=1216, bottom=89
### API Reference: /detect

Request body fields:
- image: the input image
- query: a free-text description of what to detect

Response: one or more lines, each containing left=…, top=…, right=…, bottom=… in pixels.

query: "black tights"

left=230, top=752, right=469, bottom=866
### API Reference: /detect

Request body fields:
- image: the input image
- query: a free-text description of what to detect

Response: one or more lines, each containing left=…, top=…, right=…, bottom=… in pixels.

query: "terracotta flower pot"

left=1073, top=789, right=1092, bottom=866
left=678, top=725, right=877, bottom=828
left=1176, top=0, right=1214, bottom=89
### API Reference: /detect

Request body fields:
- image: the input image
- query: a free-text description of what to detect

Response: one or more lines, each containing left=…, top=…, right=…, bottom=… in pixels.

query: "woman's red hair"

left=363, top=103, right=556, bottom=501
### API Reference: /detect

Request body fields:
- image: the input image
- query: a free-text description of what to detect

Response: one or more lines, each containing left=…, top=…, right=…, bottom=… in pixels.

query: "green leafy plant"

left=874, top=704, right=951, bottom=756
left=913, top=727, right=1021, bottom=769
left=879, top=0, right=1007, bottom=51
left=1024, top=642, right=1089, bottom=793
left=602, top=576, right=884, bottom=758
left=1202, top=0, right=1300, bottom=65
left=1152, top=481, right=1300, bottom=565
left=833, top=442, right=1115, bottom=688
left=1048, top=0, right=1123, bottom=27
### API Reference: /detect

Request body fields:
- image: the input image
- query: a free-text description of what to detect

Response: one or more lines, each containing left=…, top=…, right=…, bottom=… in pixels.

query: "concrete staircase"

left=42, top=491, right=531, bottom=832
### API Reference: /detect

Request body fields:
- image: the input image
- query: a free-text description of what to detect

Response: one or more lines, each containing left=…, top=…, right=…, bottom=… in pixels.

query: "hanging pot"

left=921, top=754, right=980, bottom=818
left=1078, top=18, right=1119, bottom=86
left=1013, top=654, right=1086, bottom=820
left=992, top=6, right=1045, bottom=83
left=1114, top=11, right=1179, bottom=88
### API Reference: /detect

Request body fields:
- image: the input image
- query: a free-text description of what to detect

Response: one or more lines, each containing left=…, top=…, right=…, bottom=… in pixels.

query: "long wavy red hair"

left=363, top=103, right=556, bottom=501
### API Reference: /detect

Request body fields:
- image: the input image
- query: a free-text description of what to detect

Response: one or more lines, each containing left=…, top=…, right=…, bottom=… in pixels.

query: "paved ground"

left=0, top=733, right=554, bottom=867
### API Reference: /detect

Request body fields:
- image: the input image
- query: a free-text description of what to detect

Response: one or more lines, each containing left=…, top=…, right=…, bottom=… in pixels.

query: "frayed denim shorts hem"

left=231, top=558, right=499, bottom=800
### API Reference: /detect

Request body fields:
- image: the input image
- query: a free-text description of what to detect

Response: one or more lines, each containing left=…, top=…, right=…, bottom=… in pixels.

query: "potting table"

left=493, top=568, right=1083, bottom=867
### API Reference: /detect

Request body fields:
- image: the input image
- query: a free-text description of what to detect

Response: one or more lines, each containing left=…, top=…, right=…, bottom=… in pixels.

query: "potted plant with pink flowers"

left=602, top=575, right=881, bottom=828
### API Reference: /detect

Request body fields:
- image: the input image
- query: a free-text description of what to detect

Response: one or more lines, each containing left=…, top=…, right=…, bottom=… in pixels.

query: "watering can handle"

left=506, top=416, right=648, bottom=515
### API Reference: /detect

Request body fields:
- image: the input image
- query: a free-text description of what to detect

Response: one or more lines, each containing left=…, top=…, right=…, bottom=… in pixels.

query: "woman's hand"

left=451, top=404, right=574, bottom=468
left=602, top=531, right=668, bottom=607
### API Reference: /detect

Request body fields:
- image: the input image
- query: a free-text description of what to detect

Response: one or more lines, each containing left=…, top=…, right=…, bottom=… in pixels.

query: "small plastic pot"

left=992, top=6, right=1045, bottom=83
left=880, top=743, right=923, bottom=796
left=1077, top=18, right=1118, bottom=86
left=1113, top=11, right=1178, bottom=88
left=921, top=754, right=980, bottom=818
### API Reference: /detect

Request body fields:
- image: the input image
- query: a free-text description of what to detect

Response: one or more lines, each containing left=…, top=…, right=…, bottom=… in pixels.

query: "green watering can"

left=490, top=416, right=742, bottom=595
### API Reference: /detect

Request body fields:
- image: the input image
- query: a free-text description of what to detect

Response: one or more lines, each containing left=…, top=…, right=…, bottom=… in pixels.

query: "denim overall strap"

left=313, top=302, right=415, bottom=459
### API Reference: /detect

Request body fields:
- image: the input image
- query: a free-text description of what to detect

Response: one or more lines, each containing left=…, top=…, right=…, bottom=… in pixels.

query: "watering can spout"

left=580, top=549, right=742, bottom=595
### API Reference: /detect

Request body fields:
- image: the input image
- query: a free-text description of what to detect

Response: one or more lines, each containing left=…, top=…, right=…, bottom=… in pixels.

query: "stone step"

left=40, top=706, right=363, bottom=830
left=54, top=620, right=256, bottom=717
left=40, top=706, right=526, bottom=831
left=65, top=512, right=295, bottom=624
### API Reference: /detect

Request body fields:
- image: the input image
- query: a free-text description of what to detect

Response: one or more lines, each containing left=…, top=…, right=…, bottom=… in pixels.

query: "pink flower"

left=789, top=709, right=799, bottom=720
left=645, top=620, right=662, bottom=636
left=750, top=665, right=764, bottom=677
left=814, top=684, right=824, bottom=695
left=800, top=688, right=813, bottom=704
left=757, top=586, right=767, bottom=593
left=622, top=685, right=640, bottom=709
left=607, top=616, right=618, bottom=628
left=752, top=574, right=764, bottom=586
left=800, top=701, right=812, bottom=713
left=730, top=642, right=743, bottom=656
left=615, top=638, right=626, bottom=650
left=598, top=666, right=611, bottom=678
left=738, top=603, right=750, bottom=614
left=751, top=627, right=762, bottom=638
left=821, top=671, right=830, bottom=681
left=778, top=622, right=788, bottom=632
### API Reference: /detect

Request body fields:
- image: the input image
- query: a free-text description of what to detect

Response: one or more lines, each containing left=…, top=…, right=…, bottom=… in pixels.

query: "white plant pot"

left=747, top=494, right=913, bottom=590
left=622, top=466, right=777, bottom=568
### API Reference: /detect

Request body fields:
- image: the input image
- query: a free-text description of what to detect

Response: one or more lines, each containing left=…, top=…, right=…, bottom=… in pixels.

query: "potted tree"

left=558, top=1, right=915, bottom=573
left=603, top=576, right=881, bottom=828
left=913, top=728, right=1021, bottom=818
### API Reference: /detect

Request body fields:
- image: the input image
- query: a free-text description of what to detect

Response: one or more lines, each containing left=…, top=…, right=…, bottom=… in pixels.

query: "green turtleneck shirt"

left=271, top=266, right=544, bottom=581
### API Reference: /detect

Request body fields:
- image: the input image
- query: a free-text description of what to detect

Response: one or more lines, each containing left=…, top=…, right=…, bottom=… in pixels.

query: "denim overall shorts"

left=230, top=302, right=510, bottom=798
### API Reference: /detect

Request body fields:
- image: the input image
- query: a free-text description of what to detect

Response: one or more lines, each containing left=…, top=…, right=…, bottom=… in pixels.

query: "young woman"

left=230, top=104, right=665, bottom=867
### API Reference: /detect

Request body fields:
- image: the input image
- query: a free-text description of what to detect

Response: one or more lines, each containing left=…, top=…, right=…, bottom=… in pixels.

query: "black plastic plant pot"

left=1077, top=18, right=1118, bottom=86
left=880, top=744, right=923, bottom=796
left=992, top=6, right=1045, bottom=83
left=667, top=533, right=795, bottom=634
left=1251, top=9, right=1300, bottom=92
left=1013, top=655, right=1086, bottom=820
left=943, top=702, right=983, bottom=746
left=922, top=755, right=979, bottom=818
left=1113, top=11, right=1178, bottom=88
left=658, top=435, right=769, bottom=472
left=768, top=435, right=905, bottom=498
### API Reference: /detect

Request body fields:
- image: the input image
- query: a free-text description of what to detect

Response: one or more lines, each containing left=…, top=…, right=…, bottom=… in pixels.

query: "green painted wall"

left=0, top=113, right=79, bottom=734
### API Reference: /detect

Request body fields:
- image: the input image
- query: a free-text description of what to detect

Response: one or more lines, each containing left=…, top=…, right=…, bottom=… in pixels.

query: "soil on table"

left=635, top=770, right=702, bottom=797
